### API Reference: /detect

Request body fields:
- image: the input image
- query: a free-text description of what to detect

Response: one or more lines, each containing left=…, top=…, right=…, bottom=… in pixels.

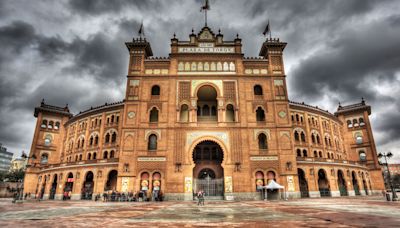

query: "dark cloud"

left=68, top=0, right=155, bottom=15
left=0, top=0, right=399, bottom=162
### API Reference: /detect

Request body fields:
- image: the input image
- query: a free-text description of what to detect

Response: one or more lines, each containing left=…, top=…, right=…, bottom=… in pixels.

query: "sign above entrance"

left=250, top=156, right=278, bottom=161
left=178, top=46, right=235, bottom=53
left=137, top=157, right=166, bottom=162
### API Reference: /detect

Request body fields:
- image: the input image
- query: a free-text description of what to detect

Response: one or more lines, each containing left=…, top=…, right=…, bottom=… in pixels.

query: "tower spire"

left=200, top=0, right=210, bottom=27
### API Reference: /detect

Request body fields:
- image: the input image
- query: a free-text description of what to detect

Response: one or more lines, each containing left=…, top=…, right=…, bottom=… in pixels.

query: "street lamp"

left=378, top=152, right=398, bottom=201
left=13, top=153, right=36, bottom=202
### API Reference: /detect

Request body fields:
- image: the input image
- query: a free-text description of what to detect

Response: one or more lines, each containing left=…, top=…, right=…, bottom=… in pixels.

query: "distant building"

left=0, top=144, right=13, bottom=172
left=9, top=157, right=27, bottom=172
left=388, top=164, right=400, bottom=175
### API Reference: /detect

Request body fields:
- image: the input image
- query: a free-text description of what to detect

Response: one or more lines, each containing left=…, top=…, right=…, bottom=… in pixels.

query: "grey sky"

left=0, top=0, right=399, bottom=162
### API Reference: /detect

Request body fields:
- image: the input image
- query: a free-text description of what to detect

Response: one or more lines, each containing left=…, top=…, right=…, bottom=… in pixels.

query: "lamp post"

left=14, top=153, right=36, bottom=202
left=378, top=152, right=398, bottom=201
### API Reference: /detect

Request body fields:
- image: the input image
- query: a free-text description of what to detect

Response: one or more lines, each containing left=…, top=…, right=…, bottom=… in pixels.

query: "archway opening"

left=352, top=171, right=360, bottom=195
left=64, top=172, right=74, bottom=200
left=192, top=140, right=224, bottom=197
left=337, top=170, right=348, bottom=196
left=266, top=171, right=279, bottom=200
left=298, top=168, right=309, bottom=198
left=362, top=173, right=369, bottom=195
left=49, top=174, right=57, bottom=200
left=318, top=169, right=331, bottom=197
left=82, top=171, right=94, bottom=200
left=197, top=85, right=218, bottom=122
left=105, top=170, right=118, bottom=191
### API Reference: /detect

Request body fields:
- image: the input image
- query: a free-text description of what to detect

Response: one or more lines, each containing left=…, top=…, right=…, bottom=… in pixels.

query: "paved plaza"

left=0, top=197, right=399, bottom=227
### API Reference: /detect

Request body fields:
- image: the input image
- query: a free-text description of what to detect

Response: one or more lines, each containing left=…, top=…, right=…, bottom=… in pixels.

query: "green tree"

left=5, top=169, right=25, bottom=182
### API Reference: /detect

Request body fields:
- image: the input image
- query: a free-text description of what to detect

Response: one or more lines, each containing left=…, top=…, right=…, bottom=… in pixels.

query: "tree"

left=5, top=169, right=25, bottom=182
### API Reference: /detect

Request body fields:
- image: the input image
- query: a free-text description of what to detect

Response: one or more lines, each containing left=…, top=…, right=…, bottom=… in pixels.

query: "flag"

left=200, top=0, right=210, bottom=11
left=263, top=20, right=270, bottom=36
left=138, top=22, right=144, bottom=36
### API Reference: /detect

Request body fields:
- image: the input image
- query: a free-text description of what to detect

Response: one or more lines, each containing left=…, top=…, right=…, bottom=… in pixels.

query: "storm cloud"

left=0, top=0, right=399, bottom=162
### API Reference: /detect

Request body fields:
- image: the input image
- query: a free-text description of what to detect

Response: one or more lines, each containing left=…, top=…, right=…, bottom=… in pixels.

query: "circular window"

left=359, top=151, right=367, bottom=161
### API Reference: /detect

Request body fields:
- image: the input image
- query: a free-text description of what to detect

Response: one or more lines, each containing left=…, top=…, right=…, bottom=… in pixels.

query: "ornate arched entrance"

left=298, top=168, right=309, bottom=198
left=318, top=169, right=331, bottom=197
left=352, top=171, right=361, bottom=195
left=337, top=170, right=348, bottom=196
left=192, top=140, right=224, bottom=197
left=81, top=171, right=94, bottom=200
left=49, top=174, right=57, bottom=200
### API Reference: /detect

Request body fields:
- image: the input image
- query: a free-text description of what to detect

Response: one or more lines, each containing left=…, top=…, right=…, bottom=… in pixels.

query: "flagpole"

left=205, top=9, right=207, bottom=26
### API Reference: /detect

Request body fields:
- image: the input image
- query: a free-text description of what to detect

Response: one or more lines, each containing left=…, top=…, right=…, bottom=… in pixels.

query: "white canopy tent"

left=262, top=180, right=287, bottom=200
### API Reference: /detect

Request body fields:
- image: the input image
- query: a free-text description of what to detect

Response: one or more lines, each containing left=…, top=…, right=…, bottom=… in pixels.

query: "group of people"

left=101, top=190, right=163, bottom=202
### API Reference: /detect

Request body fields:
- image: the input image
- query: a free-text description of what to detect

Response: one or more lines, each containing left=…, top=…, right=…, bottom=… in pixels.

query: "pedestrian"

left=197, top=190, right=202, bottom=206
left=68, top=191, right=72, bottom=200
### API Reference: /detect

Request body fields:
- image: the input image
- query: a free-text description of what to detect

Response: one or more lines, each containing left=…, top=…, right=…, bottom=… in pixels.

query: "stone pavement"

left=0, top=196, right=399, bottom=227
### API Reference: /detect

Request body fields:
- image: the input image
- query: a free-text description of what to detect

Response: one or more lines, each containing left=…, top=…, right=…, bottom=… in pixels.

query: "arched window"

left=103, top=151, right=108, bottom=159
left=211, top=106, right=217, bottom=116
left=311, top=134, right=316, bottom=144
left=148, top=134, right=157, bottom=151
left=95, top=135, right=99, bottom=145
left=327, top=153, right=331, bottom=159
left=105, top=133, right=110, bottom=143
left=296, top=114, right=299, bottom=122
left=149, top=107, right=159, bottom=122
left=316, top=135, right=321, bottom=144
left=353, top=119, right=359, bottom=127
left=41, top=153, right=48, bottom=164
left=359, top=118, right=365, bottom=126
left=44, top=134, right=52, bottom=146
left=111, top=115, right=114, bottom=123
left=180, top=104, right=189, bottom=122
left=347, top=120, right=352, bottom=128
left=359, top=151, right=366, bottom=161
left=303, top=149, right=308, bottom=157
left=93, top=152, right=97, bottom=160
left=88, top=153, right=92, bottom=160
left=356, top=135, right=363, bottom=144
left=254, top=85, right=263, bottom=95
left=319, top=151, right=323, bottom=158
left=81, top=138, right=85, bottom=148
left=226, top=104, right=235, bottom=122
left=151, top=85, right=160, bottom=96
left=294, top=131, right=300, bottom=141
left=75, top=155, right=78, bottom=161
left=258, top=133, right=268, bottom=149
left=197, top=106, right=201, bottom=116
left=110, top=150, right=115, bottom=158
left=48, top=121, right=54, bottom=129
left=300, top=132, right=306, bottom=142
left=55, top=122, right=60, bottom=130
left=297, top=149, right=301, bottom=157
left=89, top=136, right=93, bottom=146
left=314, top=151, right=317, bottom=157
left=202, top=105, right=210, bottom=116
left=256, top=107, right=265, bottom=121
left=41, top=119, right=47, bottom=128
left=79, top=154, right=82, bottom=161
left=111, top=132, right=117, bottom=143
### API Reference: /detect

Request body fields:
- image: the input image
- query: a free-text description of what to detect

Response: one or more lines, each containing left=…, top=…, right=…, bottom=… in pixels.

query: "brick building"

left=23, top=26, right=384, bottom=200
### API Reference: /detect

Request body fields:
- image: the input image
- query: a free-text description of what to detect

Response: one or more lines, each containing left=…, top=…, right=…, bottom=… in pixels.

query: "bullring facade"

left=23, top=26, right=384, bottom=200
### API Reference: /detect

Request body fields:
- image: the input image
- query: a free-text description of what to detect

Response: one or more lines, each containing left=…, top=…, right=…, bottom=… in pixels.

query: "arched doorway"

left=105, top=170, right=118, bottom=191
left=266, top=171, right=279, bottom=200
left=49, top=174, right=57, bottom=200
left=192, top=140, right=224, bottom=197
left=82, top=171, right=94, bottom=200
left=362, top=173, right=369, bottom=195
left=197, top=85, right=218, bottom=122
left=298, top=169, right=309, bottom=198
left=352, top=171, right=360, bottom=195
left=318, top=169, right=331, bottom=197
left=337, top=170, right=348, bottom=196
left=40, top=176, right=47, bottom=200
left=64, top=172, right=74, bottom=200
